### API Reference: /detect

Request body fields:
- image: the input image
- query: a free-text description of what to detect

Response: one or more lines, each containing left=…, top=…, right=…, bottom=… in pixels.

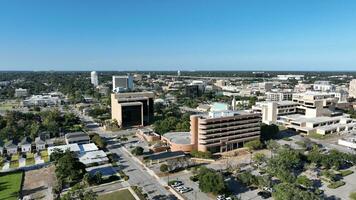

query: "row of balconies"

left=198, top=122, right=260, bottom=134
left=198, top=118, right=261, bottom=129
left=199, top=115, right=260, bottom=125
left=199, top=129, right=260, bottom=142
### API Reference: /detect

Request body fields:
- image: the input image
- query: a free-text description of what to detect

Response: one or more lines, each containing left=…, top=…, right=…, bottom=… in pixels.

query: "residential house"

left=35, top=137, right=46, bottom=151
left=5, top=140, right=18, bottom=155
left=20, top=137, right=32, bottom=153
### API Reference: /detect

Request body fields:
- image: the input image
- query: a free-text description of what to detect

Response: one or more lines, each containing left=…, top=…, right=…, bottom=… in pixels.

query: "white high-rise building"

left=349, top=79, right=356, bottom=98
left=112, top=75, right=134, bottom=92
left=90, top=71, right=98, bottom=87
left=177, top=70, right=181, bottom=76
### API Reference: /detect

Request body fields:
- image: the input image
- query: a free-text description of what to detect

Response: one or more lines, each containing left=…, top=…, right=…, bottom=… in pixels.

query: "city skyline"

left=1, top=0, right=356, bottom=71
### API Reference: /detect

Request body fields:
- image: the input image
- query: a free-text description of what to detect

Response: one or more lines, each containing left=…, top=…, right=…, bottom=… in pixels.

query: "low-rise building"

left=313, top=81, right=335, bottom=92
left=20, top=137, right=32, bottom=153
left=65, top=132, right=90, bottom=145
left=5, top=140, right=18, bottom=155
left=253, top=92, right=355, bottom=135
left=23, top=94, right=61, bottom=107
left=266, top=91, right=293, bottom=101
left=35, top=137, right=46, bottom=151
left=338, top=137, right=356, bottom=149
left=79, top=150, right=109, bottom=166
left=136, top=128, right=161, bottom=142
left=15, top=88, right=28, bottom=98
left=277, top=74, right=304, bottom=81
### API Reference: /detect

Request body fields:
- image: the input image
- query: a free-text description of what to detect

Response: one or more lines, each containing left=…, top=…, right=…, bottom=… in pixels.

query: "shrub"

left=190, top=150, right=213, bottom=159
left=244, top=140, right=263, bottom=151
left=327, top=181, right=345, bottom=189
left=160, top=164, right=168, bottom=173
left=190, top=175, right=199, bottom=182
left=339, top=170, right=353, bottom=177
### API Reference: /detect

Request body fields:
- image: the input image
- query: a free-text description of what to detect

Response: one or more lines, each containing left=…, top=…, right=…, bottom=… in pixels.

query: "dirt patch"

left=22, top=165, right=57, bottom=200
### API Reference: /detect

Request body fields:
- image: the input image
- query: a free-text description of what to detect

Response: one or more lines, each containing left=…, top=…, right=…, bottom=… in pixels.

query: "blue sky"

left=0, top=0, right=356, bottom=71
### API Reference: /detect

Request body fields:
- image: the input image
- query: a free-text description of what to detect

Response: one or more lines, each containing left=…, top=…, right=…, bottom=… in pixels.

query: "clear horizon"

left=1, top=0, right=356, bottom=71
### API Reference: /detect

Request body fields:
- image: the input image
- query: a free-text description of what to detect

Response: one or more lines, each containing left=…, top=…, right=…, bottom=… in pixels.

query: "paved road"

left=107, top=140, right=177, bottom=200
left=90, top=181, right=129, bottom=195
left=71, top=106, right=176, bottom=200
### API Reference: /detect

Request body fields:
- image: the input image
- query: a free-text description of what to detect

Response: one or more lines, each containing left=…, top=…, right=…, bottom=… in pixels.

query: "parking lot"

left=162, top=171, right=212, bottom=200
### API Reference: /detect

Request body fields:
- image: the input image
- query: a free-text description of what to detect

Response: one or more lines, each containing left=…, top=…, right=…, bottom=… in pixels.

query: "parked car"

left=171, top=181, right=183, bottom=188
left=217, top=194, right=225, bottom=200
left=257, top=191, right=272, bottom=199
left=178, top=187, right=192, bottom=193
left=263, top=187, right=274, bottom=193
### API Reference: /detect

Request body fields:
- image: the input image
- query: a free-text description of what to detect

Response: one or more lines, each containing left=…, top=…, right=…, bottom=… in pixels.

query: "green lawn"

left=26, top=158, right=35, bottom=166
left=9, top=161, right=19, bottom=169
left=26, top=152, right=34, bottom=159
left=0, top=171, right=23, bottom=200
left=307, top=132, right=335, bottom=140
left=40, top=150, right=49, bottom=162
left=11, top=154, right=19, bottom=162
left=98, top=189, right=136, bottom=200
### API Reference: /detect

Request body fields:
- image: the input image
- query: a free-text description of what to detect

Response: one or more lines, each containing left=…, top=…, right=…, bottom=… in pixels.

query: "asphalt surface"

left=72, top=106, right=177, bottom=200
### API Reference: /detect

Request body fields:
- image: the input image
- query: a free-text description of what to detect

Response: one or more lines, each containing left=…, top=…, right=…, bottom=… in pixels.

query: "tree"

left=257, top=175, right=272, bottom=188
left=60, top=184, right=97, bottom=200
left=273, top=183, right=319, bottom=200
left=260, top=124, right=279, bottom=141
left=50, top=148, right=64, bottom=163
left=296, top=175, right=313, bottom=188
left=244, top=140, right=263, bottom=151
left=91, top=134, right=107, bottom=149
left=29, top=122, right=40, bottom=140
left=93, top=172, right=103, bottom=184
left=252, top=153, right=266, bottom=165
left=266, top=140, right=280, bottom=157
left=55, top=150, right=86, bottom=185
left=199, top=170, right=226, bottom=195
left=237, top=172, right=257, bottom=186
left=266, top=148, right=302, bottom=183
left=160, top=164, right=168, bottom=173
left=131, top=146, right=144, bottom=156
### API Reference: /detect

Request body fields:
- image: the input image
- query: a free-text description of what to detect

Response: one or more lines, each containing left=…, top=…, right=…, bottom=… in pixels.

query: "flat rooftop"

left=163, top=132, right=191, bottom=145
left=281, top=114, right=344, bottom=124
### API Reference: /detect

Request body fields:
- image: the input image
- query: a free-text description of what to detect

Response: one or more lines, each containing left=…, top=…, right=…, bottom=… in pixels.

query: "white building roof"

left=48, top=143, right=80, bottom=155
left=80, top=143, right=99, bottom=152
left=79, top=150, right=108, bottom=165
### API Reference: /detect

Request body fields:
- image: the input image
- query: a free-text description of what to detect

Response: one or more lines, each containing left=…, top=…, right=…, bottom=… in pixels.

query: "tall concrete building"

left=191, top=111, right=261, bottom=153
left=112, top=75, right=134, bottom=92
left=90, top=71, right=99, bottom=87
left=111, top=92, right=154, bottom=127
left=161, top=111, right=261, bottom=153
left=349, top=79, right=356, bottom=98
